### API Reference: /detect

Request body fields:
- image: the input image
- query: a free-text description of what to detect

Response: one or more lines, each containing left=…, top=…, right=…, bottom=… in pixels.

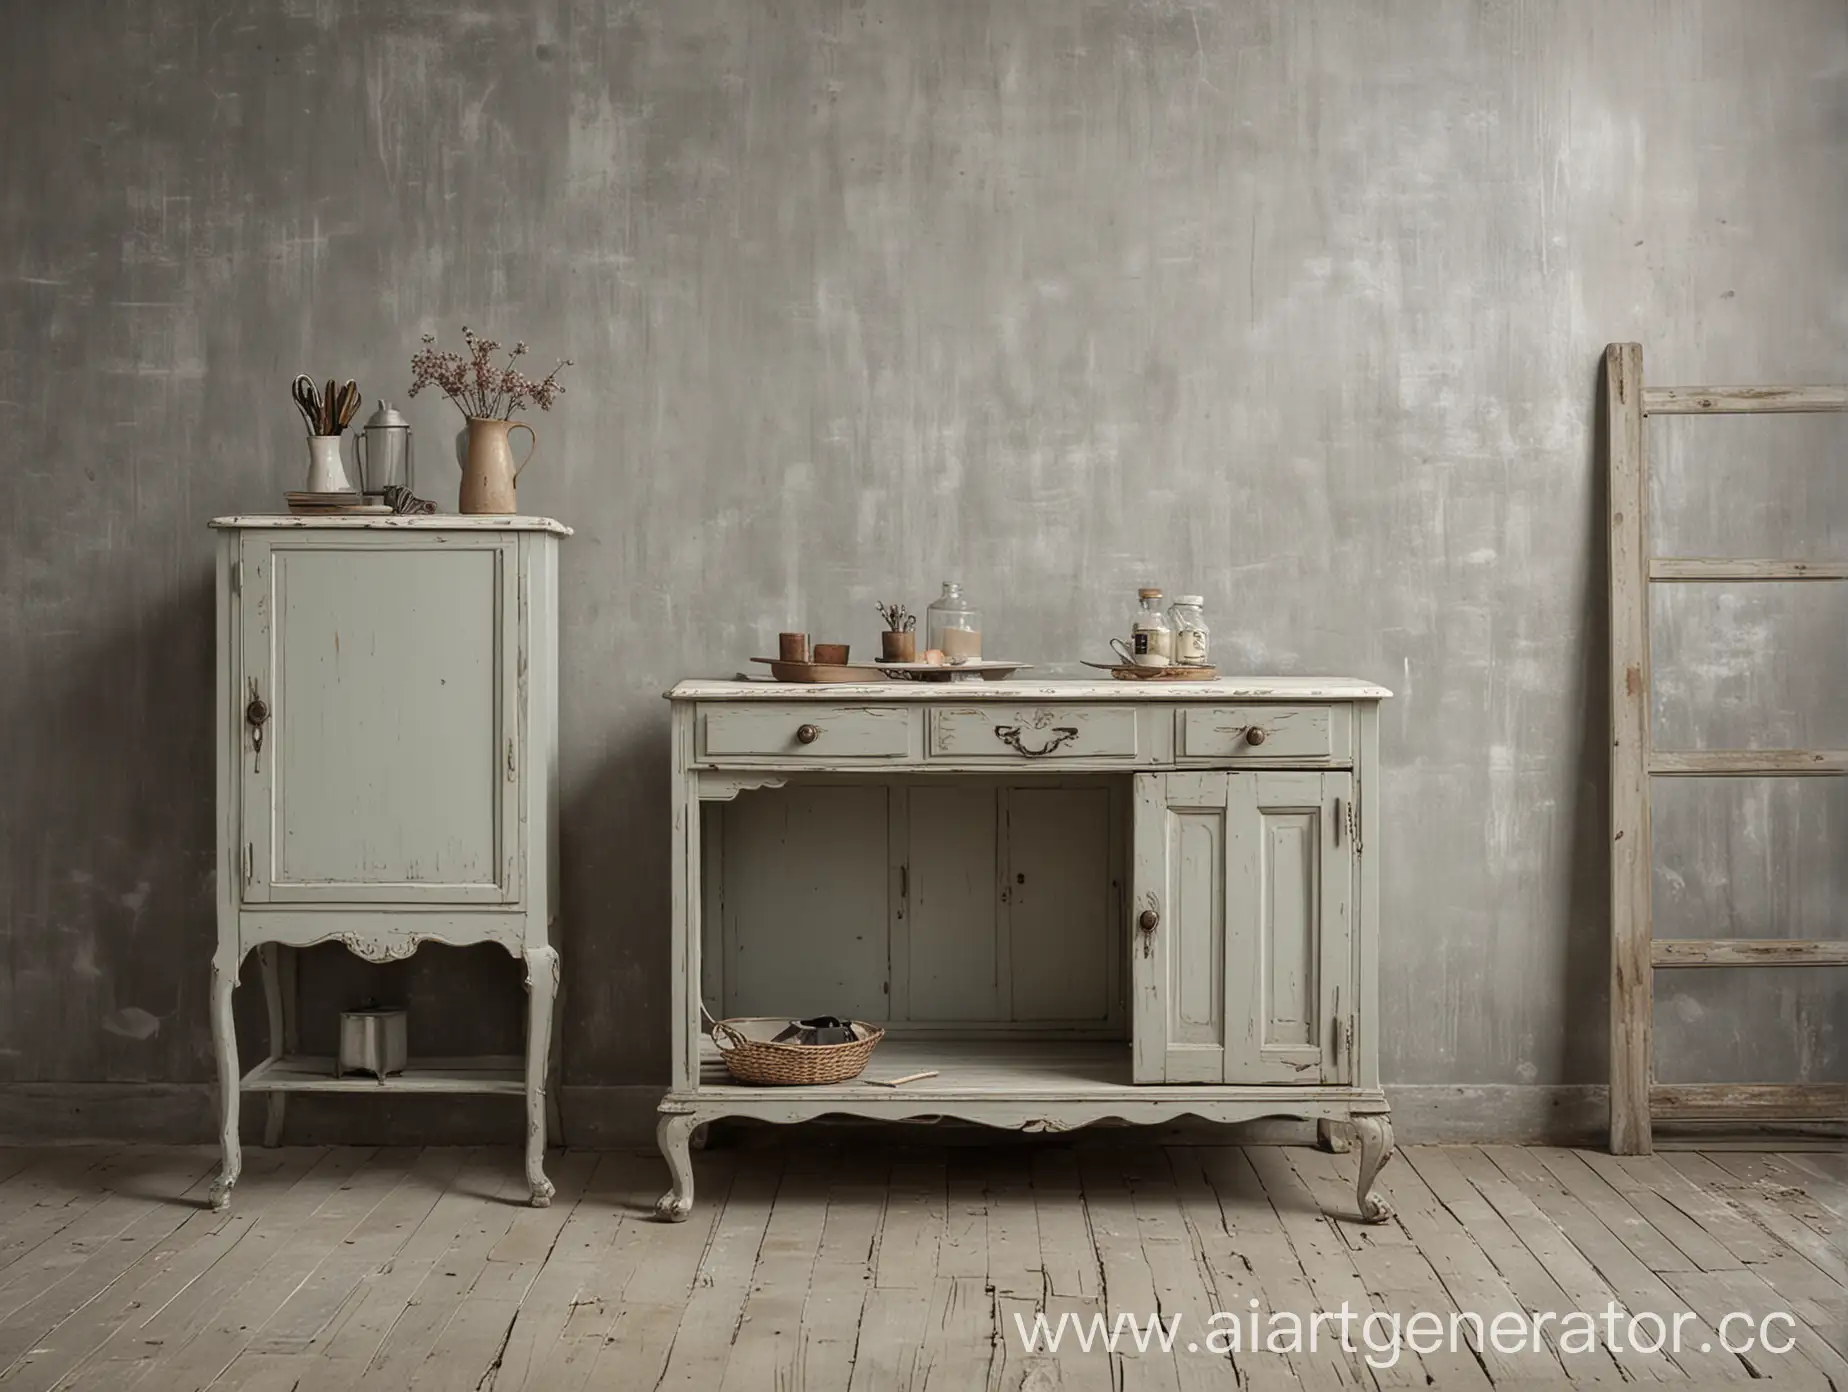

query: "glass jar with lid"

left=925, top=582, right=982, bottom=662
left=1168, top=594, right=1209, bottom=666
left=1129, top=587, right=1173, bottom=664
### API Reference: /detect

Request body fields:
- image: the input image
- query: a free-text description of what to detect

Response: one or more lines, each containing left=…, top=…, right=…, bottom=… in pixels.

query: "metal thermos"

left=336, top=1006, right=407, bottom=1080
left=354, top=401, right=414, bottom=498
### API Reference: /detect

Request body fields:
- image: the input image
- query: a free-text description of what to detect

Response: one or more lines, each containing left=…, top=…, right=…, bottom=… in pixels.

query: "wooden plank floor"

left=0, top=1140, right=1838, bottom=1389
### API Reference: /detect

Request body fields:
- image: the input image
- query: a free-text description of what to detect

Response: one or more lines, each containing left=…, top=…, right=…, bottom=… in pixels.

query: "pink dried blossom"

left=409, top=326, right=572, bottom=420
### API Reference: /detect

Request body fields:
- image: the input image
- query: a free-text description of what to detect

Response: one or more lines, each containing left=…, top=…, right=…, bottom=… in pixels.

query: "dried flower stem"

left=410, top=327, right=573, bottom=420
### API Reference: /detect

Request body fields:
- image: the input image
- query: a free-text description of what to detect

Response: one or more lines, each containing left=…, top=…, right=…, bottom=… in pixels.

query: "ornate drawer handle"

left=796, top=723, right=821, bottom=745
left=993, top=724, right=1079, bottom=757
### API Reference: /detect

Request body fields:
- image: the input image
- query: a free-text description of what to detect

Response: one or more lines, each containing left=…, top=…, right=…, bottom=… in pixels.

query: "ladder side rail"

left=1607, top=342, right=1655, bottom=1155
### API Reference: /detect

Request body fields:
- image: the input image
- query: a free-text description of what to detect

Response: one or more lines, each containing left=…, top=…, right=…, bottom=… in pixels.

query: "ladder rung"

left=1650, top=750, right=1848, bottom=776
left=1643, top=385, right=1848, bottom=414
left=1650, top=1082, right=1847, bottom=1122
left=1654, top=939, right=1848, bottom=968
left=1650, top=558, right=1848, bottom=581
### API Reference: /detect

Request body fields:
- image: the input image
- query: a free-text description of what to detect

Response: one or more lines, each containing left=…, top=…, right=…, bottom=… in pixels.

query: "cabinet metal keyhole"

left=246, top=695, right=270, bottom=762
left=1138, top=907, right=1160, bottom=957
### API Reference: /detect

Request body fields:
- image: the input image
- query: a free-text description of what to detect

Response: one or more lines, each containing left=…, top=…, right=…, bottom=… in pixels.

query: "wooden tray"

left=1080, top=661, right=1219, bottom=681
left=750, top=658, right=889, bottom=683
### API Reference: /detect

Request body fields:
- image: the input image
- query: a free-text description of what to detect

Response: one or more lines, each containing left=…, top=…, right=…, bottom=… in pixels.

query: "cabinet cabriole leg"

left=523, top=947, right=559, bottom=1208
left=655, top=1111, right=697, bottom=1221
left=208, top=959, right=241, bottom=1211
left=1352, top=1113, right=1395, bottom=1223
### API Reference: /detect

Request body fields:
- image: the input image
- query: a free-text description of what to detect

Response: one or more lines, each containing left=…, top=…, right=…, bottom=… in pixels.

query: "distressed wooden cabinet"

left=657, top=678, right=1394, bottom=1223
left=207, top=515, right=569, bottom=1210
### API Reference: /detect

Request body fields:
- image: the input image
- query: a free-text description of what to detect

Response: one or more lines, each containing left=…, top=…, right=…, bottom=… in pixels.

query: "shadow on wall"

left=0, top=540, right=557, bottom=1144
left=556, top=712, right=675, bottom=1090
left=1558, top=355, right=1614, bottom=1088
left=0, top=564, right=218, bottom=1087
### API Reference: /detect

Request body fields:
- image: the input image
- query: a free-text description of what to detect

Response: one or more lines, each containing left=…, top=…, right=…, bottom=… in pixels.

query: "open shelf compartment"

left=239, top=1053, right=525, bottom=1094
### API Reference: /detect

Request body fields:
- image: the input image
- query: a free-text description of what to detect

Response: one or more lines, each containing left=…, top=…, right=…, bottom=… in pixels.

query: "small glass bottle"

left=925, top=582, right=982, bottom=662
left=1131, top=587, right=1173, bottom=664
left=1168, top=594, right=1209, bottom=666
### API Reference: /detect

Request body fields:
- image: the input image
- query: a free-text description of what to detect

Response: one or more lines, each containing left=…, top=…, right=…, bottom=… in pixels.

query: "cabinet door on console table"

left=1131, top=771, right=1354, bottom=1084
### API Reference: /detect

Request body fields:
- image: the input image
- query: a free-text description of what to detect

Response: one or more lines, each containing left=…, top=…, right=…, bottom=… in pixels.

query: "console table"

left=657, top=677, right=1394, bottom=1222
left=208, top=515, right=567, bottom=1210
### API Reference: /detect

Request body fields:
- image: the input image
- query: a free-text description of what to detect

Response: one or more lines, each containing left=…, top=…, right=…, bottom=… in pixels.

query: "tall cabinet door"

left=1132, top=771, right=1354, bottom=1084
left=236, top=532, right=523, bottom=904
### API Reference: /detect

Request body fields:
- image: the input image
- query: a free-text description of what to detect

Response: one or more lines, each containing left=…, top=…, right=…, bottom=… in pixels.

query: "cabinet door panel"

left=1132, top=772, right=1230, bottom=1082
left=1228, top=771, right=1352, bottom=1083
left=1132, top=771, right=1354, bottom=1084
left=721, top=784, right=892, bottom=1022
left=239, top=535, right=520, bottom=903
left=1006, top=786, right=1116, bottom=1024
left=902, top=784, right=999, bottom=1021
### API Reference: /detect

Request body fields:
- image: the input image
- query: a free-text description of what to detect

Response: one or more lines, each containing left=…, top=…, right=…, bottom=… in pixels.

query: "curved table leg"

left=208, top=958, right=241, bottom=1211
left=523, top=947, right=559, bottom=1208
left=655, top=1111, right=697, bottom=1222
left=1352, top=1113, right=1396, bottom=1224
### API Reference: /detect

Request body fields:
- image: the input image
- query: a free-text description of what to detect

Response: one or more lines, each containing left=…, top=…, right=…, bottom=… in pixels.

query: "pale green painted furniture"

left=208, top=515, right=568, bottom=1209
left=657, top=677, right=1394, bottom=1223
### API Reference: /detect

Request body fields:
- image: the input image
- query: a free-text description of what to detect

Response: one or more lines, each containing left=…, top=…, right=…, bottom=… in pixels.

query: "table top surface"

left=211, top=515, right=572, bottom=535
left=669, top=677, right=1392, bottom=701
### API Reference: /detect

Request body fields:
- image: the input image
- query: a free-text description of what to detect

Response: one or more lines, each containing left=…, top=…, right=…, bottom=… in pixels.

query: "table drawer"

left=1177, top=704, right=1349, bottom=762
left=698, top=703, right=917, bottom=761
left=928, top=705, right=1143, bottom=762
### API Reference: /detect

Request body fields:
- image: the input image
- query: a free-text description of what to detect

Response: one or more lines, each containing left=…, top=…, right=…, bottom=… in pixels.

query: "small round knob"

left=796, top=723, right=821, bottom=745
left=1138, top=909, right=1159, bottom=933
left=1245, top=726, right=1267, bottom=746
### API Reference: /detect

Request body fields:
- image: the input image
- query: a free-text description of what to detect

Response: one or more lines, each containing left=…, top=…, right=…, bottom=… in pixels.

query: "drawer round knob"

left=1245, top=726, right=1268, bottom=746
left=1138, top=909, right=1160, bottom=933
left=796, top=723, right=821, bottom=745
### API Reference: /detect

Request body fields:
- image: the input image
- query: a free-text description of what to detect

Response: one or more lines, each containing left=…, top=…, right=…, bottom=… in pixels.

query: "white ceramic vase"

left=305, top=435, right=354, bottom=493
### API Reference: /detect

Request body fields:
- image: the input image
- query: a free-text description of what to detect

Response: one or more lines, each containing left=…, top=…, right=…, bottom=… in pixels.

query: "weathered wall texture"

left=1, top=1, right=1842, bottom=1133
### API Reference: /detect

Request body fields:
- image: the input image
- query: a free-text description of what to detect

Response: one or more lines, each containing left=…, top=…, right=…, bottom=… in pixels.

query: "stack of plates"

left=285, top=491, right=391, bottom=516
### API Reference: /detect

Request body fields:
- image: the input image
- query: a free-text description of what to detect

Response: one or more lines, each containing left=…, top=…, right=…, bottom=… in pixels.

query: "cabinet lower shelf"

left=240, top=1053, right=525, bottom=1095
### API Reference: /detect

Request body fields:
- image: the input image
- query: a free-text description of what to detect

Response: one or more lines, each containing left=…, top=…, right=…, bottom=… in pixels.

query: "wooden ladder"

left=1605, top=342, right=1848, bottom=1156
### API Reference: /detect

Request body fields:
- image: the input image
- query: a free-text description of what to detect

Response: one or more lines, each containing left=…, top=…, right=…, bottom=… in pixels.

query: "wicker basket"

left=710, top=1017, right=885, bottom=1086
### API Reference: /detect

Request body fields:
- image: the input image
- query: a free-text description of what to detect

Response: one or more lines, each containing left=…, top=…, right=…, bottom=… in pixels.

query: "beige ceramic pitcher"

left=459, top=417, right=536, bottom=514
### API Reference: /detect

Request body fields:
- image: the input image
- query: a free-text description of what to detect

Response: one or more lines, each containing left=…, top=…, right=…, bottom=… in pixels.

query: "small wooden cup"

left=778, top=632, right=809, bottom=663
left=880, top=631, right=917, bottom=662
left=812, top=643, right=850, bottom=665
